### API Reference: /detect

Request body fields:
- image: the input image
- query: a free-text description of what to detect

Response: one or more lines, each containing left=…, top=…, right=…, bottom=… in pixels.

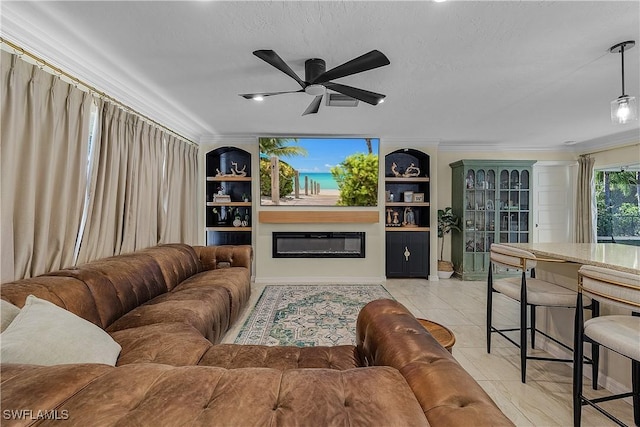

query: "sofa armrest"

left=356, top=299, right=514, bottom=427
left=192, top=245, right=253, bottom=271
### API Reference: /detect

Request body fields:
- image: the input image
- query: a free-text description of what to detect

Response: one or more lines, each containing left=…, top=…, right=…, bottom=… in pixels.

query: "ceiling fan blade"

left=302, top=95, right=323, bottom=116
left=239, top=89, right=304, bottom=99
left=253, top=50, right=306, bottom=89
left=311, top=50, right=390, bottom=84
left=323, top=82, right=385, bottom=106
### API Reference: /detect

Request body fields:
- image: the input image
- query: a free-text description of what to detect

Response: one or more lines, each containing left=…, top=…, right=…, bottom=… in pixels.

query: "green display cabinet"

left=449, top=160, right=534, bottom=280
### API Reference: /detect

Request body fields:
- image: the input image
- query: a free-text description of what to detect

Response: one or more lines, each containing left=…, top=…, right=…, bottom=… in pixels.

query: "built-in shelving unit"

left=384, top=149, right=431, bottom=278
left=205, top=147, right=252, bottom=245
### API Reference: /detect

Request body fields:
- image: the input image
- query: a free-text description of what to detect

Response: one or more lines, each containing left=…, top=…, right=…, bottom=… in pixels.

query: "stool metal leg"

left=633, top=359, right=640, bottom=427
left=573, top=292, right=585, bottom=427
left=487, top=265, right=493, bottom=354
left=591, top=300, right=600, bottom=390
left=531, top=304, right=536, bottom=349
left=520, top=270, right=528, bottom=383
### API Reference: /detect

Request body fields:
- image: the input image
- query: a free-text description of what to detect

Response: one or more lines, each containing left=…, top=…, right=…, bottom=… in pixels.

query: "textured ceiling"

left=2, top=1, right=639, bottom=150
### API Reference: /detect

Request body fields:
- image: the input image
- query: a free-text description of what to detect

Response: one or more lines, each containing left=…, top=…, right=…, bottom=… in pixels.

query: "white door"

left=532, top=161, right=577, bottom=243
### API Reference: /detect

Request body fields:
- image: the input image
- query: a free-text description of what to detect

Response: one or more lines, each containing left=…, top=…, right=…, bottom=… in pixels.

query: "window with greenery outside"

left=596, top=169, right=640, bottom=246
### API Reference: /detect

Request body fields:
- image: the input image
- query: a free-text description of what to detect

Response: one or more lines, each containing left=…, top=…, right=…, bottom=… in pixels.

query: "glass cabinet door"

left=498, top=168, right=530, bottom=244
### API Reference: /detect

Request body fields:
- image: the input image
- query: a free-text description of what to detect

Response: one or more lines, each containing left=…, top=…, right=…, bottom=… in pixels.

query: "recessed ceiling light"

left=433, top=0, right=447, bottom=3
left=252, top=95, right=264, bottom=101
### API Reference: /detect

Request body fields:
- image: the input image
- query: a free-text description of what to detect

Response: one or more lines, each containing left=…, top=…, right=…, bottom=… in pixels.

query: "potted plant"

left=437, top=207, right=461, bottom=279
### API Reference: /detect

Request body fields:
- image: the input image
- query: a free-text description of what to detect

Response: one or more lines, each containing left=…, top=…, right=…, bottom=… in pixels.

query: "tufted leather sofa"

left=0, top=245, right=513, bottom=426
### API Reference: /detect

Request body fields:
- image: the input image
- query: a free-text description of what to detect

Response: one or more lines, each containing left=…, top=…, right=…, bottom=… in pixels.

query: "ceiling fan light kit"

left=609, top=40, right=637, bottom=124
left=240, top=49, right=390, bottom=116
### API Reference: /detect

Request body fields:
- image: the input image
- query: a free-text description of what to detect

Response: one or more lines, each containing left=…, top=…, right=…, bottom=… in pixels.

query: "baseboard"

left=538, top=336, right=633, bottom=406
left=254, top=276, right=386, bottom=285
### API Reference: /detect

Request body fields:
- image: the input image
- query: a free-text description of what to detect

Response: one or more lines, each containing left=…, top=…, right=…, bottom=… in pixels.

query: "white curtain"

left=161, top=135, right=199, bottom=244
left=575, top=155, right=596, bottom=243
left=78, top=102, right=197, bottom=262
left=1, top=51, right=92, bottom=281
left=77, top=103, right=167, bottom=261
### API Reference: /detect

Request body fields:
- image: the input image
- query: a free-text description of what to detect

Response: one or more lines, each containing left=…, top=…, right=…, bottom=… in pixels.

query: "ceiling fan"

left=239, top=49, right=390, bottom=116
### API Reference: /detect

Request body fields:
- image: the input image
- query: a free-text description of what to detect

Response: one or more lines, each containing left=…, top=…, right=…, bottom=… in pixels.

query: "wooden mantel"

left=259, top=210, right=379, bottom=224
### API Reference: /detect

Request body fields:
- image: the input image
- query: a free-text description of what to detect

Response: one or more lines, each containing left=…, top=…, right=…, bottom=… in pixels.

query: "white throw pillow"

left=1, top=299, right=21, bottom=332
left=0, top=295, right=121, bottom=366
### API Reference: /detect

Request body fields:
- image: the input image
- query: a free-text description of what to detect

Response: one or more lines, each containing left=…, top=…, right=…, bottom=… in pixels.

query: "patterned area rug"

left=234, top=285, right=393, bottom=346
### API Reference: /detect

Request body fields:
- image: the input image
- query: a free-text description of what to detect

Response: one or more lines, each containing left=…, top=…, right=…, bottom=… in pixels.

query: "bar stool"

left=487, top=243, right=594, bottom=383
left=573, top=265, right=640, bottom=427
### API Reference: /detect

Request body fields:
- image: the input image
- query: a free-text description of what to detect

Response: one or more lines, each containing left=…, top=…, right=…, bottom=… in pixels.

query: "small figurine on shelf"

left=403, top=207, right=416, bottom=226
left=213, top=207, right=228, bottom=225
left=391, top=162, right=402, bottom=177
left=232, top=208, right=242, bottom=227
left=403, top=163, right=420, bottom=177
left=392, top=211, right=400, bottom=225
left=231, top=161, right=247, bottom=177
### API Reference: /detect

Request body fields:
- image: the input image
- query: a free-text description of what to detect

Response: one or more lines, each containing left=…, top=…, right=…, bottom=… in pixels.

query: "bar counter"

left=504, top=242, right=640, bottom=275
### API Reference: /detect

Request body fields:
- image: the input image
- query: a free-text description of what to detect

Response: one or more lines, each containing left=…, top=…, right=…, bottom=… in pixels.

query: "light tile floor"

left=222, top=278, right=635, bottom=427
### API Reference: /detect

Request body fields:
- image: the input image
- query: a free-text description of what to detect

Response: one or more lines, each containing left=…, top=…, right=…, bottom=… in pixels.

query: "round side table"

left=417, top=318, right=456, bottom=353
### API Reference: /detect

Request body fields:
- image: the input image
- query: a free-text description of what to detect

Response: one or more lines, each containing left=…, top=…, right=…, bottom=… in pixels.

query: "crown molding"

left=436, top=141, right=574, bottom=152
left=570, top=128, right=640, bottom=155
left=198, top=135, right=258, bottom=146
left=382, top=137, right=440, bottom=147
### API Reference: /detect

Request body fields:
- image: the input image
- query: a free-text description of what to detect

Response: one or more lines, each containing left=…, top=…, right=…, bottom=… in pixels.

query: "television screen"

left=259, top=137, right=379, bottom=207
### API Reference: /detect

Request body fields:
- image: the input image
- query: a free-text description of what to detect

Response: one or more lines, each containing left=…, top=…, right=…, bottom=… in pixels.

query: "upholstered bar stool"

left=487, top=243, right=593, bottom=383
left=573, top=265, right=640, bottom=427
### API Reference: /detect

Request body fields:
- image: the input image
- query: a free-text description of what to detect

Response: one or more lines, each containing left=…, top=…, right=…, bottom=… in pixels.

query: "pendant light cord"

left=620, top=44, right=626, bottom=96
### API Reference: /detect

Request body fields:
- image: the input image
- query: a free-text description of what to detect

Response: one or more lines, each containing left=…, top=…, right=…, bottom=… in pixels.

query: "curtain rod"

left=0, top=38, right=198, bottom=147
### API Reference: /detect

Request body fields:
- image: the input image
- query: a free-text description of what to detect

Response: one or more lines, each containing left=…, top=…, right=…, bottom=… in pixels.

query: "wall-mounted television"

left=259, top=137, right=379, bottom=207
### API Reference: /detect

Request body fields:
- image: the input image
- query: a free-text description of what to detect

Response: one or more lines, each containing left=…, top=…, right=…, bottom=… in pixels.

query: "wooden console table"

left=417, top=319, right=456, bottom=353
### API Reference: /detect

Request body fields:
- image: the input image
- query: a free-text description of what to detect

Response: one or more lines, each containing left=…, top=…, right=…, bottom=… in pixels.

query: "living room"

left=1, top=1, right=639, bottom=426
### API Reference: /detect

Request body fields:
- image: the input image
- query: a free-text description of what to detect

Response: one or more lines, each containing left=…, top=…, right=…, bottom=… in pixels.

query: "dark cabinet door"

left=386, top=231, right=429, bottom=278
left=386, top=232, right=406, bottom=277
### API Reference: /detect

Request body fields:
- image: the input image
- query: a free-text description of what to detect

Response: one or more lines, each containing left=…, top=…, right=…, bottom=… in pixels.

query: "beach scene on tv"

left=259, top=137, right=379, bottom=206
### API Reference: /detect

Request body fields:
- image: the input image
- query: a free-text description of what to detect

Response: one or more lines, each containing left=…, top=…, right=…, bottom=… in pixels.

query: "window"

left=595, top=167, right=640, bottom=246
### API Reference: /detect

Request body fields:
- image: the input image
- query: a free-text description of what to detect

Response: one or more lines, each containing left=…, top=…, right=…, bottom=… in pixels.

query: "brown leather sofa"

left=1, top=244, right=513, bottom=426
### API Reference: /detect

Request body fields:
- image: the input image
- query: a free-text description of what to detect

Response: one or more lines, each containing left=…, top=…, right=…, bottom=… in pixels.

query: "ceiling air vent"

left=326, top=93, right=359, bottom=107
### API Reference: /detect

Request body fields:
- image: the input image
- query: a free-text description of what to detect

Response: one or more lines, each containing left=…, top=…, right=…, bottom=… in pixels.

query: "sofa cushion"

left=199, top=344, right=362, bottom=370
left=111, top=323, right=212, bottom=366
left=48, top=253, right=169, bottom=329
left=7, top=364, right=427, bottom=426
left=193, top=245, right=253, bottom=270
left=0, top=275, right=103, bottom=327
left=106, top=286, right=231, bottom=343
left=0, top=295, right=121, bottom=366
left=174, top=267, right=251, bottom=323
left=1, top=299, right=20, bottom=332
left=1, top=363, right=113, bottom=421
left=138, top=244, right=202, bottom=291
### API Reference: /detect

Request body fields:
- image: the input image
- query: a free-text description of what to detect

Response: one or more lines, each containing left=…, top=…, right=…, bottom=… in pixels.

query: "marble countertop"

left=504, top=243, right=640, bottom=275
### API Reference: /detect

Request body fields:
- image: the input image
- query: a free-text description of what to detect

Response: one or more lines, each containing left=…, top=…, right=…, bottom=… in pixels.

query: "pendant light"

left=609, top=40, right=637, bottom=124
